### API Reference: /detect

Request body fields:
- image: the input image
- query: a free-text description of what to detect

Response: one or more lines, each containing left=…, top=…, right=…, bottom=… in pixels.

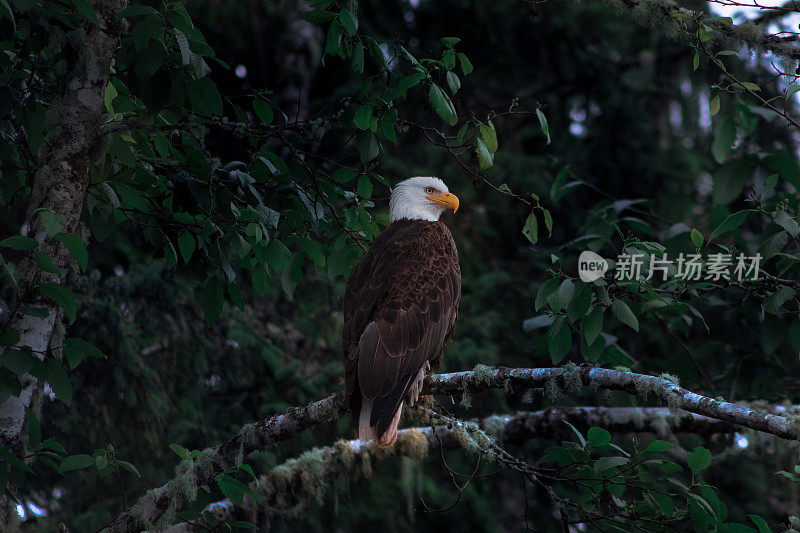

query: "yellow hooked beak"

left=426, top=192, right=460, bottom=213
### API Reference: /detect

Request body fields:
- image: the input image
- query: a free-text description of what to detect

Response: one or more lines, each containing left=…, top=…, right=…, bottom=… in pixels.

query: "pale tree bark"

left=0, top=0, right=127, bottom=527
left=105, top=365, right=800, bottom=532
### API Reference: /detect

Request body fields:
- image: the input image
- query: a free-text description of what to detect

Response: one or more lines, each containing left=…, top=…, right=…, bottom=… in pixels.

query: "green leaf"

left=712, top=115, right=736, bottom=164
left=55, top=233, right=88, bottom=272
left=479, top=122, right=498, bottom=153
left=115, top=460, right=141, bottom=477
left=547, top=317, right=572, bottom=364
left=535, top=108, right=551, bottom=145
left=535, top=278, right=559, bottom=311
left=747, top=514, right=771, bottom=533
left=760, top=230, right=788, bottom=260
left=39, top=283, right=78, bottom=324
left=690, top=228, right=704, bottom=248
left=441, top=37, right=461, bottom=48
left=253, top=99, right=274, bottom=125
left=178, top=231, right=196, bottom=263
left=522, top=211, right=538, bottom=244
left=0, top=235, right=38, bottom=251
left=567, top=283, right=591, bottom=322
left=380, top=108, right=398, bottom=144
left=324, top=21, right=343, bottom=58
left=476, top=138, right=494, bottom=169
left=582, top=306, right=603, bottom=345
left=773, top=210, right=800, bottom=237
left=708, top=210, right=749, bottom=242
left=651, top=492, right=675, bottom=517
left=202, top=275, right=224, bottom=326
left=35, top=252, right=61, bottom=274
left=355, top=131, right=380, bottom=162
left=39, top=210, right=66, bottom=237
left=428, top=83, right=458, bottom=126
left=645, top=440, right=675, bottom=452
left=687, top=446, right=712, bottom=474
left=169, top=443, right=190, bottom=460
left=542, top=209, right=553, bottom=237
left=70, top=0, right=98, bottom=24
left=765, top=173, right=778, bottom=191
left=63, top=338, right=105, bottom=369
left=0, top=0, right=15, bottom=33
left=612, top=300, right=638, bottom=332
left=593, top=455, right=628, bottom=473
left=446, top=71, right=461, bottom=94
left=587, top=427, right=611, bottom=448
left=41, top=438, right=67, bottom=455
left=351, top=41, right=364, bottom=73
left=456, top=52, right=473, bottom=75
left=764, top=286, right=796, bottom=312
left=216, top=474, right=259, bottom=506
left=46, top=359, right=72, bottom=406
left=332, top=168, right=357, bottom=184
left=560, top=419, right=586, bottom=448
left=357, top=174, right=373, bottom=199
left=300, top=238, right=326, bottom=267
left=548, top=279, right=575, bottom=312
left=710, top=95, right=720, bottom=117
left=338, top=8, right=357, bottom=35
left=62, top=454, right=95, bottom=472
left=188, top=77, right=223, bottom=116
left=354, top=104, right=373, bottom=130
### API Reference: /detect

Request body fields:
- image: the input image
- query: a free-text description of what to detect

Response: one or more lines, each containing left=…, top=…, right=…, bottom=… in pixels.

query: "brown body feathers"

left=343, top=219, right=461, bottom=447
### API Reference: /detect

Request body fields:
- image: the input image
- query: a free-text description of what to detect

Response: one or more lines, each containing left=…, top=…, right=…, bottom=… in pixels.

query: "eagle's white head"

left=389, top=176, right=460, bottom=222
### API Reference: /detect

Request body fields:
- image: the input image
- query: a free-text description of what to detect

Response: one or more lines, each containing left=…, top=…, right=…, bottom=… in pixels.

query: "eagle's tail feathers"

left=359, top=398, right=402, bottom=448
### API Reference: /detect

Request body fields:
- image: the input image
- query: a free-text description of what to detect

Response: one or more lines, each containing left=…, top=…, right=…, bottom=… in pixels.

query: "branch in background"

left=612, top=0, right=800, bottom=61
left=0, top=0, right=128, bottom=527
left=104, top=365, right=800, bottom=532
left=168, top=405, right=794, bottom=530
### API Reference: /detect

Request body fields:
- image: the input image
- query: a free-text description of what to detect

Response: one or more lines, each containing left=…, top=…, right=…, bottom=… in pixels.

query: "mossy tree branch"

left=104, top=365, right=800, bottom=531
left=171, top=405, right=798, bottom=530
left=610, top=0, right=800, bottom=61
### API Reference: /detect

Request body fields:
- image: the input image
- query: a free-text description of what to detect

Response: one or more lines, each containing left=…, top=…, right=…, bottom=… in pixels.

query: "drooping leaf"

left=708, top=210, right=749, bottom=242
left=428, top=83, right=458, bottom=126
left=39, top=283, right=78, bottom=324
left=55, top=233, right=88, bottom=272
left=0, top=235, right=38, bottom=251
left=612, top=300, right=638, bottom=332
left=338, top=8, right=357, bottom=35
left=61, top=454, right=95, bottom=472
left=522, top=211, right=538, bottom=244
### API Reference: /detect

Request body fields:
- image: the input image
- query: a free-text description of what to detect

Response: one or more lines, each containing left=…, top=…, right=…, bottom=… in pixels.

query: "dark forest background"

left=2, top=0, right=800, bottom=531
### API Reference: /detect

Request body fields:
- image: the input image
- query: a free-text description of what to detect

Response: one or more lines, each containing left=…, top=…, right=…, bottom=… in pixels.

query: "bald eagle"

left=343, top=176, right=461, bottom=448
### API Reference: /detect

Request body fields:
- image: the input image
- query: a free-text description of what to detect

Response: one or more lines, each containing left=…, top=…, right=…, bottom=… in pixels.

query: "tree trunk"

left=0, top=0, right=126, bottom=527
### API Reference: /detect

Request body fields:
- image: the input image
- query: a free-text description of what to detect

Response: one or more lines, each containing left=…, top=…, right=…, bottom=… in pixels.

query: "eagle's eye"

left=424, top=187, right=435, bottom=194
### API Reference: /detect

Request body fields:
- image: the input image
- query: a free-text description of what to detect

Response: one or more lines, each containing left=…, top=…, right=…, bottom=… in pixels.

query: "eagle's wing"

left=343, top=221, right=460, bottom=440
